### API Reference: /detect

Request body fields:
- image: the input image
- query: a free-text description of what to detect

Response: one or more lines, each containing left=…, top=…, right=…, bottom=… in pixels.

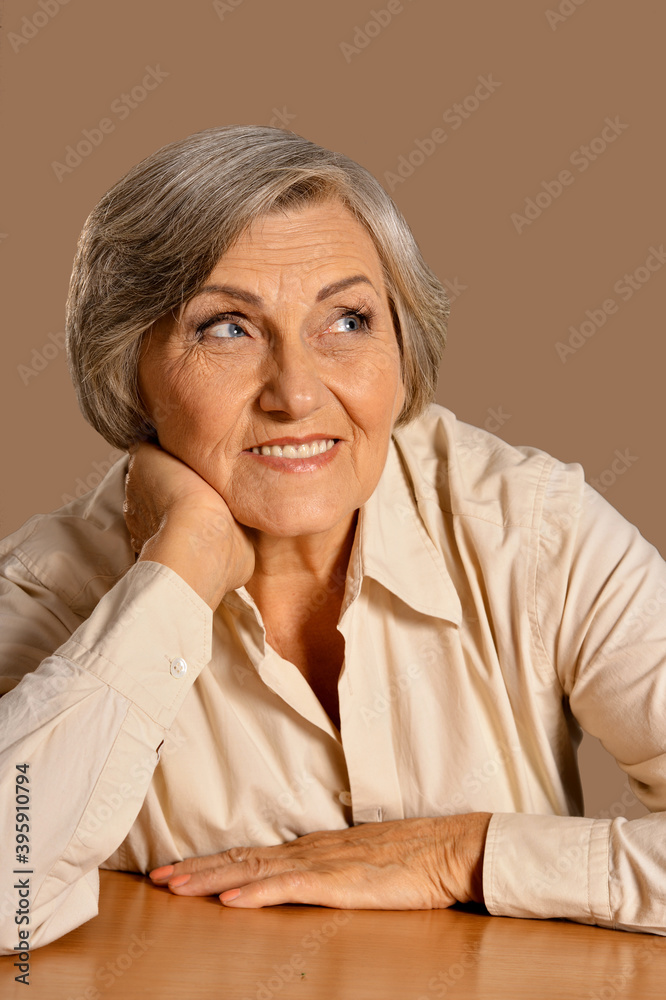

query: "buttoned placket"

left=220, top=554, right=397, bottom=826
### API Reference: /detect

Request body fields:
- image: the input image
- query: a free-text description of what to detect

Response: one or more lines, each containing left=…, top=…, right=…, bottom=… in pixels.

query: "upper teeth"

left=250, top=438, right=336, bottom=458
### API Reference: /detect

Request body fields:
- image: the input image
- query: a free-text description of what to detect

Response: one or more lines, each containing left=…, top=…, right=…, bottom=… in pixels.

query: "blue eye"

left=196, top=314, right=247, bottom=339
left=336, top=315, right=361, bottom=332
left=331, top=310, right=371, bottom=333
left=209, top=321, right=246, bottom=338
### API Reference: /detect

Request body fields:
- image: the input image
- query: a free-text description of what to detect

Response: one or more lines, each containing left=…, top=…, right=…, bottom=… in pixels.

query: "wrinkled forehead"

left=189, top=204, right=390, bottom=313
left=210, top=199, right=385, bottom=276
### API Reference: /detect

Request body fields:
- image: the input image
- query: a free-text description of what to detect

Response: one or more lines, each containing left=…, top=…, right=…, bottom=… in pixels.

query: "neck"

left=244, top=510, right=358, bottom=609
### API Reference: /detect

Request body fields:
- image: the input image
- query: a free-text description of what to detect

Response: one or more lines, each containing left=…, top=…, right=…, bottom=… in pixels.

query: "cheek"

left=146, top=359, right=248, bottom=445
left=338, top=349, right=403, bottom=426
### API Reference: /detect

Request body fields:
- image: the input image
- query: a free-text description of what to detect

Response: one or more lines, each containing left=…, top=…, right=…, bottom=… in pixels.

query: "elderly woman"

left=1, top=125, right=665, bottom=953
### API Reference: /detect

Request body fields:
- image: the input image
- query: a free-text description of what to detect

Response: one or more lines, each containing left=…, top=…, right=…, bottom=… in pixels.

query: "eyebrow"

left=194, top=274, right=378, bottom=307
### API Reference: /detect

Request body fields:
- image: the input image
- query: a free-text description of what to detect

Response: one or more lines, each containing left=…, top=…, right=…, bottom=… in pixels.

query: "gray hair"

left=66, top=125, right=449, bottom=449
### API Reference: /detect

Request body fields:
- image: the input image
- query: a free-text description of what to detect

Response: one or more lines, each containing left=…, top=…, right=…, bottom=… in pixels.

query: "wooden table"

left=2, top=870, right=666, bottom=999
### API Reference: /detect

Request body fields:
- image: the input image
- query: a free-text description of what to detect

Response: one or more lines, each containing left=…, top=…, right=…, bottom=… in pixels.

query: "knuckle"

left=283, top=868, right=308, bottom=891
left=243, top=854, right=266, bottom=879
left=225, top=846, right=249, bottom=865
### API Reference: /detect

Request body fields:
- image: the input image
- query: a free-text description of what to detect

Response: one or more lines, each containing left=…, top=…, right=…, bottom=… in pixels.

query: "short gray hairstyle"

left=66, top=125, right=450, bottom=449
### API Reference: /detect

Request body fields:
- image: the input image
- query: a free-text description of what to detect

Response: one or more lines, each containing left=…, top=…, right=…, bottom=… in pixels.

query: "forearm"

left=0, top=561, right=212, bottom=953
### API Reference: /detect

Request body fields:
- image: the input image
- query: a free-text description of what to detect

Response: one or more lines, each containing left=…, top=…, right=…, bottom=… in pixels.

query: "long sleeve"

left=482, top=462, right=666, bottom=934
left=0, top=557, right=212, bottom=954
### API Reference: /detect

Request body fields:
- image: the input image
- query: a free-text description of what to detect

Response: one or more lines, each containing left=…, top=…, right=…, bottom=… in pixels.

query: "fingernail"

left=220, top=888, right=241, bottom=903
left=149, top=865, right=174, bottom=881
left=168, top=874, right=191, bottom=888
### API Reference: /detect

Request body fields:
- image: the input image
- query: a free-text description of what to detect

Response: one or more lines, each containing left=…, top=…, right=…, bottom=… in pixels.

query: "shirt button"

left=338, top=791, right=352, bottom=806
left=170, top=657, right=188, bottom=678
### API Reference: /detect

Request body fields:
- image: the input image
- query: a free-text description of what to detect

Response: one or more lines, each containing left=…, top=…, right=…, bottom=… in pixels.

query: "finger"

left=149, top=859, right=221, bottom=883
left=148, top=864, right=175, bottom=882
left=218, top=869, right=365, bottom=909
left=149, top=847, right=252, bottom=884
left=165, top=855, right=281, bottom=897
left=219, top=870, right=316, bottom=908
left=149, top=839, right=313, bottom=884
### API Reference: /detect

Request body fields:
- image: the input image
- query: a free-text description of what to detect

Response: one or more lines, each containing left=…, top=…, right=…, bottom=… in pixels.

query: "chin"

left=231, top=501, right=353, bottom=539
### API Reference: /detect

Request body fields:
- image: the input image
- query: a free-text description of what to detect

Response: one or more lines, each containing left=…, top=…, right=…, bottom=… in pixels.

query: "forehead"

left=210, top=199, right=384, bottom=282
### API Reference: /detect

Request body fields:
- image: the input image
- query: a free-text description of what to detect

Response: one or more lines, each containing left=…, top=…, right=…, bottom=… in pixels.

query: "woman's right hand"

left=123, top=442, right=255, bottom=610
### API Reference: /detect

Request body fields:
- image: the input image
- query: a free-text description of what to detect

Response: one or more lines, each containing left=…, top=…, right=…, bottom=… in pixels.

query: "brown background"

left=1, top=0, right=663, bottom=822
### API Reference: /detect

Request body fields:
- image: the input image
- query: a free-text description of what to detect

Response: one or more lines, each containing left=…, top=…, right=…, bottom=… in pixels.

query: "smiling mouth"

left=247, top=438, right=338, bottom=459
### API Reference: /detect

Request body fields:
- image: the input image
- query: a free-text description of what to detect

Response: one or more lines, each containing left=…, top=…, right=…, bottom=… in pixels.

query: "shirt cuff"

left=56, top=560, right=212, bottom=728
left=483, top=812, right=613, bottom=927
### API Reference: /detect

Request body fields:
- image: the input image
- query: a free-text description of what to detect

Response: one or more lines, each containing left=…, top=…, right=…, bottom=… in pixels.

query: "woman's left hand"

left=148, top=813, right=492, bottom=909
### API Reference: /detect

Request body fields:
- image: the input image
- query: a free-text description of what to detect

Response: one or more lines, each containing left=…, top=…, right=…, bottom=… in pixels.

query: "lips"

left=242, top=435, right=342, bottom=467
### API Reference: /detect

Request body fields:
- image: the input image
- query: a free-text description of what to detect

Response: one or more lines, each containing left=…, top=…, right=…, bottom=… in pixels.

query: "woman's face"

left=138, top=198, right=405, bottom=538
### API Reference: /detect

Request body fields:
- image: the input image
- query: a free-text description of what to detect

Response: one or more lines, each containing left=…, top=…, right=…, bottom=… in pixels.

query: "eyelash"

left=194, top=305, right=375, bottom=340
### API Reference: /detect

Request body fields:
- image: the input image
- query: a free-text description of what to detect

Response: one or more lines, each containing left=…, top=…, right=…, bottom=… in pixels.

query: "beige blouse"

left=1, top=402, right=665, bottom=953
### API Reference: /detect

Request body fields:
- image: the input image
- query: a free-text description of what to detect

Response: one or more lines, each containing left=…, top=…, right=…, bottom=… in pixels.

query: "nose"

left=257, top=335, right=329, bottom=420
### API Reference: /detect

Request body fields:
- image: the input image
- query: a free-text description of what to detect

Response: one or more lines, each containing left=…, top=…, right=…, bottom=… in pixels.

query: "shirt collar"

left=351, top=435, right=462, bottom=626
